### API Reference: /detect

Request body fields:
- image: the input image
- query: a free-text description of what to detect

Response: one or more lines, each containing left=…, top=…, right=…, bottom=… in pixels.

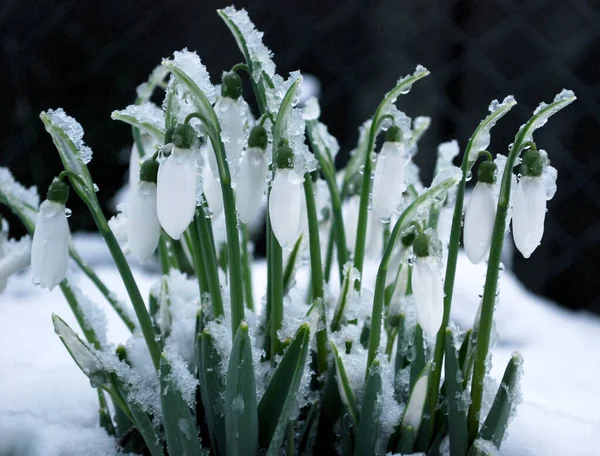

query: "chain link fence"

left=1, top=0, right=598, bottom=312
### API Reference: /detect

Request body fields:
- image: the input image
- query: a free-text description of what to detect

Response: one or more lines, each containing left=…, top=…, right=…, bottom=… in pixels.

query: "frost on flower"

left=111, top=102, right=166, bottom=136
left=162, top=49, right=216, bottom=104
left=435, top=140, right=460, bottom=174
left=43, top=108, right=93, bottom=164
left=219, top=6, right=276, bottom=83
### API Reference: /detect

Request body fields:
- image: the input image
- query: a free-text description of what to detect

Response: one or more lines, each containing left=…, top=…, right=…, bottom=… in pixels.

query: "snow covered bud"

left=411, top=230, right=444, bottom=337
left=269, top=142, right=305, bottom=248
left=372, top=125, right=409, bottom=221
left=127, top=159, right=161, bottom=263
left=464, top=160, right=497, bottom=264
left=31, top=179, right=70, bottom=290
left=157, top=123, right=198, bottom=240
left=236, top=125, right=269, bottom=223
left=512, top=148, right=550, bottom=258
left=215, top=71, right=245, bottom=165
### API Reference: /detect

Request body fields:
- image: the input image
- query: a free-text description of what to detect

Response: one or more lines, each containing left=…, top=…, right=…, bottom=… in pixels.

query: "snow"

left=161, top=49, right=216, bottom=104
left=111, top=102, right=166, bottom=135
left=1, top=235, right=599, bottom=455
left=43, top=108, right=93, bottom=164
left=469, top=96, right=517, bottom=162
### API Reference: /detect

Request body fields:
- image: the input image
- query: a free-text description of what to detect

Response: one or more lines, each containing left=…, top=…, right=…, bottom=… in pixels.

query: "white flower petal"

left=412, top=258, right=444, bottom=337
left=269, top=169, right=304, bottom=248
left=464, top=182, right=496, bottom=264
left=157, top=148, right=198, bottom=239
left=343, top=195, right=360, bottom=251
left=128, top=182, right=161, bottom=263
left=372, top=141, right=408, bottom=221
left=512, top=176, right=546, bottom=258
left=203, top=163, right=224, bottom=218
left=236, top=147, right=268, bottom=223
left=31, top=200, right=70, bottom=290
left=216, top=97, right=245, bottom=165
left=402, top=372, right=429, bottom=429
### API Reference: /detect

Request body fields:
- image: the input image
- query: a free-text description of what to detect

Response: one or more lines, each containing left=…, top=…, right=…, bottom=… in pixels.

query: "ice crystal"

left=44, top=108, right=93, bottom=164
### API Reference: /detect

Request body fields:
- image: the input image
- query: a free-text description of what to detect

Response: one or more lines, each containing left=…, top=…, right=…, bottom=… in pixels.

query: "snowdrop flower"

left=411, top=230, right=444, bottom=337
left=269, top=142, right=305, bottom=248
left=31, top=179, right=70, bottom=290
left=129, top=134, right=157, bottom=189
left=157, top=123, right=198, bottom=239
left=464, top=160, right=497, bottom=264
left=236, top=125, right=269, bottom=223
left=372, top=126, right=409, bottom=221
left=215, top=71, right=245, bottom=166
left=512, top=148, right=552, bottom=258
left=128, top=159, right=161, bottom=263
left=203, top=155, right=224, bottom=218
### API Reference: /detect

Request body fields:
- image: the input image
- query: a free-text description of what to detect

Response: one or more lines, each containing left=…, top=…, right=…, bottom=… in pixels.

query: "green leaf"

left=396, top=426, right=416, bottom=454
left=330, top=265, right=353, bottom=332
left=258, top=323, right=311, bottom=454
left=444, top=329, right=468, bottom=456
left=354, top=360, right=382, bottom=456
left=111, top=104, right=165, bottom=142
left=282, top=235, right=303, bottom=293
left=199, top=329, right=227, bottom=455
left=478, top=353, right=523, bottom=448
left=409, top=324, right=425, bottom=389
left=159, top=353, right=202, bottom=456
left=52, top=314, right=110, bottom=389
left=313, top=363, right=342, bottom=454
left=225, top=322, right=258, bottom=456
left=401, top=362, right=431, bottom=435
left=330, top=340, right=359, bottom=425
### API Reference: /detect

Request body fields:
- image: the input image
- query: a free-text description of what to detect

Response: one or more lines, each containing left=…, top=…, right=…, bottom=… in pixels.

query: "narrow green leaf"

left=354, top=360, right=382, bottom=456
left=282, top=235, right=303, bottom=293
left=478, top=353, right=523, bottom=448
left=396, top=426, right=416, bottom=454
left=225, top=322, right=258, bottom=456
left=199, top=330, right=227, bottom=456
left=330, top=266, right=353, bottom=332
left=272, top=78, right=301, bottom=153
left=401, top=362, right=431, bottom=436
left=159, top=353, right=202, bottom=456
left=330, top=340, right=359, bottom=425
left=258, top=323, right=311, bottom=454
left=313, top=363, right=342, bottom=454
left=0, top=166, right=39, bottom=232
left=467, top=439, right=500, bottom=456
left=445, top=329, right=468, bottom=456
left=97, top=390, right=115, bottom=436
left=409, top=324, right=425, bottom=389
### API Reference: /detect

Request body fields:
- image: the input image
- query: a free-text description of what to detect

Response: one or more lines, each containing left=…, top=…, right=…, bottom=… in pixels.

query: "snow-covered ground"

left=0, top=234, right=598, bottom=455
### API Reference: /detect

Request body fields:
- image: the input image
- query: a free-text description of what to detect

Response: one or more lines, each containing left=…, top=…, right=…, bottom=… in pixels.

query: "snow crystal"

left=314, top=122, right=340, bottom=161
left=44, top=108, right=93, bottom=164
left=136, top=65, right=170, bottom=101
left=220, top=6, right=276, bottom=83
left=435, top=140, right=460, bottom=174
left=378, top=357, right=404, bottom=441
left=388, top=65, right=429, bottom=103
left=302, top=96, right=321, bottom=121
left=111, top=102, right=166, bottom=134
left=469, top=96, right=516, bottom=162
left=0, top=235, right=31, bottom=287
left=408, top=116, right=431, bottom=156
left=70, top=280, right=109, bottom=349
left=164, top=346, right=199, bottom=408
left=431, top=165, right=462, bottom=189
left=380, top=105, right=412, bottom=142
left=162, top=49, right=216, bottom=104
left=472, top=439, right=500, bottom=456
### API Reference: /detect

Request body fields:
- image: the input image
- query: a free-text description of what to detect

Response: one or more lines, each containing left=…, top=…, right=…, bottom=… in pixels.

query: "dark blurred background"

left=1, top=0, right=598, bottom=313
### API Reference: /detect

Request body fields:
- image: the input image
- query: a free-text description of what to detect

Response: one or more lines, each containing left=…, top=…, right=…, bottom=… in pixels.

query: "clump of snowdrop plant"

left=0, top=6, right=575, bottom=456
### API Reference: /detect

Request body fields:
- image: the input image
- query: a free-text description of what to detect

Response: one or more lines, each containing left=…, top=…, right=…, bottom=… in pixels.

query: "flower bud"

left=512, top=175, right=546, bottom=258
left=372, top=137, right=408, bottom=221
left=269, top=167, right=304, bottom=248
left=221, top=71, right=243, bottom=100
left=236, top=144, right=268, bottom=223
left=31, top=181, right=71, bottom=290
left=412, top=255, right=444, bottom=337
left=157, top=147, right=198, bottom=239
left=464, top=180, right=496, bottom=264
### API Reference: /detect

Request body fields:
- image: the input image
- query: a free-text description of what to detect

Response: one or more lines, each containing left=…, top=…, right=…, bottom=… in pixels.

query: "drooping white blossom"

left=464, top=182, right=496, bottom=264
left=203, top=160, right=224, bottom=218
left=269, top=168, right=305, bottom=248
left=412, top=257, right=444, bottom=337
left=236, top=146, right=268, bottom=223
left=31, top=200, right=70, bottom=290
left=372, top=140, right=409, bottom=221
left=512, top=175, right=546, bottom=258
left=215, top=96, right=245, bottom=166
left=128, top=181, right=161, bottom=263
left=157, top=147, right=198, bottom=239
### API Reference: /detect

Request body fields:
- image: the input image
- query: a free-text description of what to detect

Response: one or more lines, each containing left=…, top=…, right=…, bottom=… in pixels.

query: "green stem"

left=323, top=224, right=335, bottom=284
left=194, top=209, right=224, bottom=318
left=59, top=280, right=102, bottom=350
left=269, top=223, right=284, bottom=358
left=70, top=249, right=136, bottom=332
left=184, top=224, right=208, bottom=297
left=93, top=214, right=161, bottom=370
left=282, top=235, right=303, bottom=293
left=158, top=234, right=173, bottom=275
left=303, top=176, right=327, bottom=375
left=241, top=224, right=255, bottom=311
